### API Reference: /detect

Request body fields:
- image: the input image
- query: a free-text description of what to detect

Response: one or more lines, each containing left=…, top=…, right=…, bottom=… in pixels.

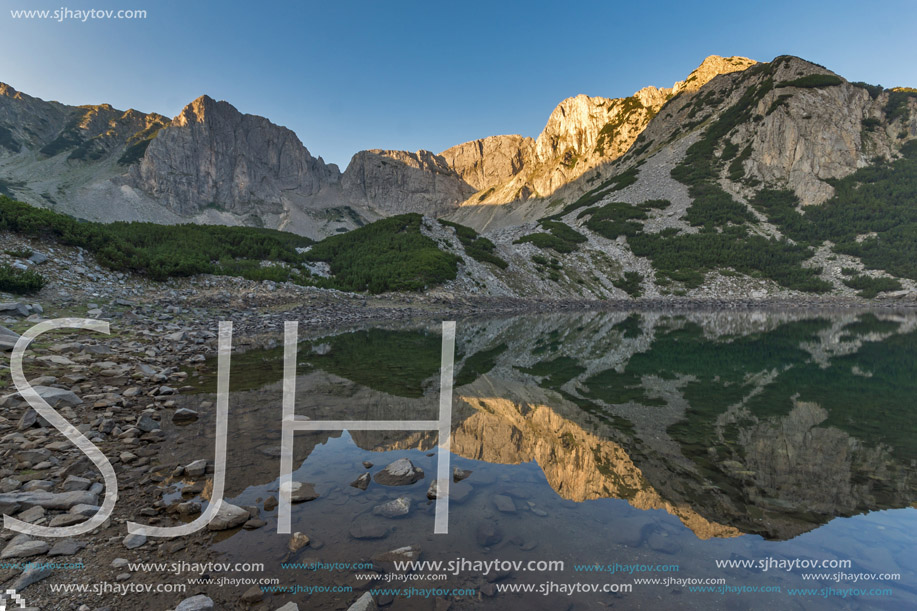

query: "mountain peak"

left=175, top=94, right=225, bottom=126
left=672, top=55, right=757, bottom=95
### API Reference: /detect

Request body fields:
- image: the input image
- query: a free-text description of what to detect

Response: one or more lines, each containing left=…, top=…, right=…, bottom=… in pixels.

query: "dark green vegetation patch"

left=628, top=226, right=829, bottom=292
left=439, top=219, right=508, bottom=269
left=200, top=327, right=445, bottom=397
left=842, top=313, right=901, bottom=337
left=518, top=356, right=586, bottom=389
left=611, top=271, right=644, bottom=298
left=0, top=195, right=312, bottom=283
left=516, top=220, right=587, bottom=253
left=0, top=199, right=470, bottom=294
left=455, top=343, right=507, bottom=386
left=583, top=368, right=667, bottom=407
left=750, top=140, right=917, bottom=283
left=775, top=74, right=844, bottom=89
left=556, top=165, right=642, bottom=217
left=578, top=201, right=648, bottom=239
left=303, top=328, right=443, bottom=398
left=0, top=126, right=20, bottom=153
left=852, top=82, right=884, bottom=99
left=0, top=262, right=45, bottom=294
left=841, top=275, right=903, bottom=298
left=884, top=88, right=917, bottom=123
left=305, top=213, right=461, bottom=293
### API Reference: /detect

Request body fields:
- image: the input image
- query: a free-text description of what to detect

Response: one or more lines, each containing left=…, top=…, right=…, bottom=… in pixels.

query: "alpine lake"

left=159, top=309, right=917, bottom=610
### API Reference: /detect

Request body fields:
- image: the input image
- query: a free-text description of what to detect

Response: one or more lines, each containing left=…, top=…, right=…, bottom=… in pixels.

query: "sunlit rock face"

left=442, top=55, right=757, bottom=206
left=453, top=394, right=743, bottom=540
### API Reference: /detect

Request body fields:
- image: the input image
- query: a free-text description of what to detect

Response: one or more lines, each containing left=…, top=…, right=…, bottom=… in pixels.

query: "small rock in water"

left=451, top=481, right=474, bottom=504
left=373, top=497, right=411, bottom=518
left=453, top=468, right=472, bottom=482
left=176, top=501, right=201, bottom=515
left=349, top=520, right=391, bottom=540
left=207, top=502, right=249, bottom=531
left=362, top=461, right=374, bottom=469
left=288, top=532, right=311, bottom=552
left=647, top=530, right=680, bottom=555
left=281, top=481, right=319, bottom=503
left=350, top=473, right=371, bottom=491
left=476, top=523, right=503, bottom=548
left=372, top=545, right=421, bottom=564
left=241, top=584, right=263, bottom=603
left=373, top=458, right=423, bottom=486
left=494, top=494, right=516, bottom=513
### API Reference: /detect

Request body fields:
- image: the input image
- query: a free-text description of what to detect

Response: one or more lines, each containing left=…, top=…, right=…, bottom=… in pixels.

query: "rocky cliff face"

left=0, top=87, right=475, bottom=236
left=0, top=83, right=175, bottom=223
left=341, top=149, right=475, bottom=217
left=0, top=83, right=169, bottom=160
left=441, top=55, right=757, bottom=206
left=0, top=83, right=70, bottom=152
left=440, top=135, right=534, bottom=191
left=741, top=58, right=906, bottom=205
left=627, top=55, right=915, bottom=207
left=128, top=95, right=339, bottom=218
left=2, top=53, right=915, bottom=247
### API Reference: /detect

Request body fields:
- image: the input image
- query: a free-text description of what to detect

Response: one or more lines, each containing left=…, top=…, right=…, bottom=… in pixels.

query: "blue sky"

left=2, top=0, right=915, bottom=167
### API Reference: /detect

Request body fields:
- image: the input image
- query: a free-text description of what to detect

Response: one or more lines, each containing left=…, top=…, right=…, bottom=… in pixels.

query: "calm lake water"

left=163, top=310, right=917, bottom=610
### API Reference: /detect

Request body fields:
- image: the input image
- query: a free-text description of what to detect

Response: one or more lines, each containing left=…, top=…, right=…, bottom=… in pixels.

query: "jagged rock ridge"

left=441, top=55, right=757, bottom=205
left=0, top=55, right=758, bottom=237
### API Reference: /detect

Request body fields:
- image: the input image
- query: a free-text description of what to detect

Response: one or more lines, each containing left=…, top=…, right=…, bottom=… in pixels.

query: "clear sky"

left=2, top=0, right=915, bottom=167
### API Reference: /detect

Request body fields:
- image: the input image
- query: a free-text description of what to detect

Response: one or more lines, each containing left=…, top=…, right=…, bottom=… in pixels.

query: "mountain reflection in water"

left=160, top=310, right=917, bottom=609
